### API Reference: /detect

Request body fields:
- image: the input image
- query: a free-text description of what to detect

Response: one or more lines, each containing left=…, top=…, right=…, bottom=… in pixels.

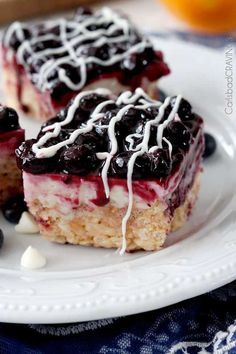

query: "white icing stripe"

left=3, top=21, right=26, bottom=47
left=116, top=87, right=156, bottom=105
left=157, top=95, right=182, bottom=147
left=99, top=104, right=133, bottom=198
left=126, top=133, right=142, bottom=151
left=163, top=137, right=172, bottom=158
left=40, top=40, right=150, bottom=92
left=119, top=96, right=172, bottom=255
left=5, top=7, right=152, bottom=93
left=31, top=88, right=183, bottom=255
left=33, top=88, right=112, bottom=157
left=148, top=145, right=159, bottom=153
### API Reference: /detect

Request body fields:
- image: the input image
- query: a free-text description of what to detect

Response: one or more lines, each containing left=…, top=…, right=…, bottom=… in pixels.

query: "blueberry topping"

left=2, top=195, right=27, bottom=224
left=118, top=108, right=149, bottom=132
left=110, top=152, right=152, bottom=179
left=75, top=131, right=108, bottom=150
left=6, top=27, right=31, bottom=50
left=203, top=133, right=217, bottom=159
left=0, top=106, right=20, bottom=132
left=16, top=140, right=59, bottom=174
left=4, top=8, right=169, bottom=100
left=162, top=97, right=193, bottom=124
left=17, top=90, right=203, bottom=179
left=52, top=93, right=111, bottom=129
left=0, top=229, right=4, bottom=249
left=132, top=153, right=153, bottom=179
left=164, top=121, right=191, bottom=151
left=61, top=144, right=100, bottom=175
left=110, top=152, right=130, bottom=178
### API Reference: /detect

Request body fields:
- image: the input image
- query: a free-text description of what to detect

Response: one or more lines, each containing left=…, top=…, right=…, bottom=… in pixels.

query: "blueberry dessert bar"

left=2, top=7, right=170, bottom=121
left=16, top=88, right=204, bottom=253
left=0, top=106, right=24, bottom=205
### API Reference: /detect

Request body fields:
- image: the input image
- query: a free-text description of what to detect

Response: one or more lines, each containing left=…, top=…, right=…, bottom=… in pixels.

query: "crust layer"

left=25, top=172, right=200, bottom=251
left=0, top=156, right=23, bottom=205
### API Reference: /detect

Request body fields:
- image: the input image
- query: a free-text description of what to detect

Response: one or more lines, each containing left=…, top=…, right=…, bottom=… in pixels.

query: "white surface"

left=0, top=37, right=236, bottom=324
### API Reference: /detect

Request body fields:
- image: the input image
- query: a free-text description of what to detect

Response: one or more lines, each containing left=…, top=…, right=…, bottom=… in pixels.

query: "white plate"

left=0, top=37, right=236, bottom=324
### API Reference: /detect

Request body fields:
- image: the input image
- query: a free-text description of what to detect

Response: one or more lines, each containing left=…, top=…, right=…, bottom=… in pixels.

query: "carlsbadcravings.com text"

left=224, top=44, right=234, bottom=116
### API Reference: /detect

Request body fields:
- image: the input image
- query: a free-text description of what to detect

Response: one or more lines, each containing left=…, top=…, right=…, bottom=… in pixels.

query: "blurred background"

left=0, top=0, right=235, bottom=35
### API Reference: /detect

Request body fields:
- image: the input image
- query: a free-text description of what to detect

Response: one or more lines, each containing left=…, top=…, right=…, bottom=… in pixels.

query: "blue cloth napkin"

left=1, top=281, right=236, bottom=353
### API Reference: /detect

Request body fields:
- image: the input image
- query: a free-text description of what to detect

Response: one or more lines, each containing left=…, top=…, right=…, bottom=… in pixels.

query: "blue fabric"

left=0, top=281, right=236, bottom=353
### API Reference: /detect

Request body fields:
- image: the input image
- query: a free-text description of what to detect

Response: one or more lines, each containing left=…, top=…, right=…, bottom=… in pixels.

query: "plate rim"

left=0, top=37, right=236, bottom=324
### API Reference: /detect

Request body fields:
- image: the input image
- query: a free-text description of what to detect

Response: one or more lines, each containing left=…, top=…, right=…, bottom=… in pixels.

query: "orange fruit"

left=160, top=0, right=236, bottom=33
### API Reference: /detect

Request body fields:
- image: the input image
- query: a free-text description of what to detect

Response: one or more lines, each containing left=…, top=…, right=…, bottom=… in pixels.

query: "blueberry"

left=79, top=93, right=109, bottom=112
left=7, top=27, right=31, bottom=50
left=110, top=152, right=152, bottom=179
left=150, top=149, right=172, bottom=178
left=203, top=133, right=217, bottom=159
left=94, top=109, right=119, bottom=138
left=57, top=107, right=69, bottom=121
left=146, top=106, right=160, bottom=119
left=16, top=139, right=59, bottom=174
left=59, top=64, right=81, bottom=85
left=169, top=97, right=193, bottom=121
left=60, top=94, right=111, bottom=128
left=0, top=106, right=20, bottom=132
left=2, top=195, right=27, bottom=224
left=93, top=44, right=111, bottom=61
left=164, top=121, right=191, bottom=151
left=183, top=115, right=203, bottom=137
left=0, top=230, right=4, bottom=249
left=110, top=152, right=131, bottom=178
left=61, top=144, right=100, bottom=175
left=75, top=131, right=108, bottom=150
left=133, top=153, right=152, bottom=179
left=29, top=58, right=47, bottom=75
left=116, top=109, right=149, bottom=149
left=50, top=82, right=68, bottom=102
left=33, top=39, right=60, bottom=52
left=121, top=108, right=148, bottom=129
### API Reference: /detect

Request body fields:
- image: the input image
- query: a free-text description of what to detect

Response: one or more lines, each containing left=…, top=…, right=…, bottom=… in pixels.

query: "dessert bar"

left=2, top=7, right=170, bottom=121
left=16, top=88, right=204, bottom=253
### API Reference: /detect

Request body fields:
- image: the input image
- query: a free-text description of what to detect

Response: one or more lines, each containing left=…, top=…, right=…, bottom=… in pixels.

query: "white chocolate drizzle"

left=31, top=88, right=182, bottom=254
left=4, top=7, right=153, bottom=93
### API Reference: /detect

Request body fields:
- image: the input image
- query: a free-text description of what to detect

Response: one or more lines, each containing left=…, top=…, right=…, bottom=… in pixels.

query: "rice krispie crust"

left=26, top=172, right=200, bottom=252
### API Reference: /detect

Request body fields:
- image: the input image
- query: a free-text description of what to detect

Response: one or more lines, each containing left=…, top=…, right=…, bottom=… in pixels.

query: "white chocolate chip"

left=21, top=246, right=46, bottom=270
left=15, top=212, right=39, bottom=234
